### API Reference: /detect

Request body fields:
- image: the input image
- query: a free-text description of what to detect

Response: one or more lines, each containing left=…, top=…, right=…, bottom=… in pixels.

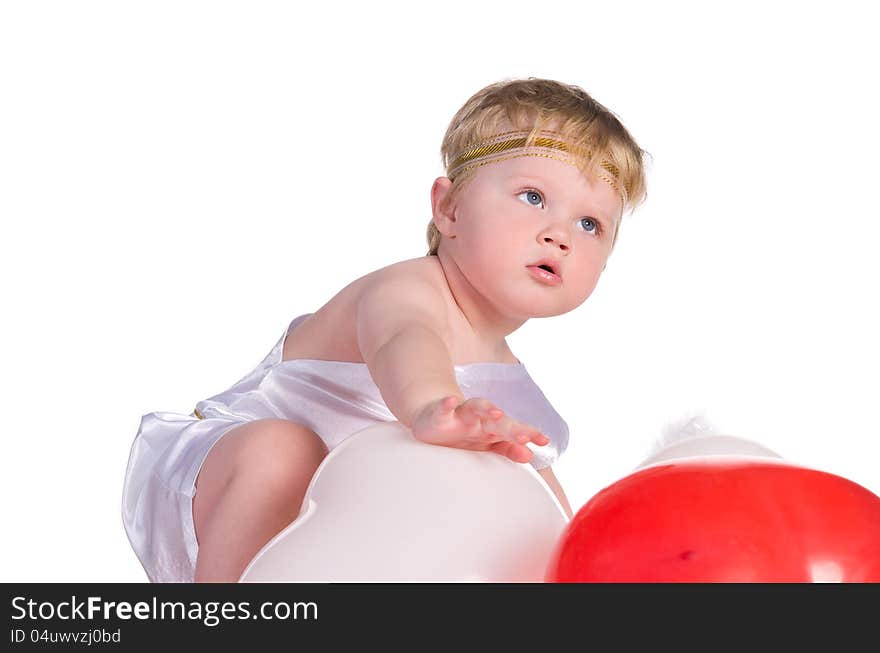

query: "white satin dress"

left=121, top=313, right=569, bottom=583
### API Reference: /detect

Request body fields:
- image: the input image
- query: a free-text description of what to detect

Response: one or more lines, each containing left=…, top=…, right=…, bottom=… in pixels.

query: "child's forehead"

left=493, top=156, right=578, bottom=179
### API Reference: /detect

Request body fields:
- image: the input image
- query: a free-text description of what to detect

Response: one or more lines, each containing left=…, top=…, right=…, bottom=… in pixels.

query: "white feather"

left=650, top=412, right=722, bottom=456
left=635, top=412, right=784, bottom=470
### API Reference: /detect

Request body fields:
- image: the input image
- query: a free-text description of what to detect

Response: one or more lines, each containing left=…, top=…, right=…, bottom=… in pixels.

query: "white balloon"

left=239, top=422, right=568, bottom=582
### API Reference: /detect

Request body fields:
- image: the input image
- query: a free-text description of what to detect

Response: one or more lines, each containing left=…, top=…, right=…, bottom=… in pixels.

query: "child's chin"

left=497, top=290, right=571, bottom=320
left=533, top=307, right=572, bottom=319
left=522, top=302, right=572, bottom=319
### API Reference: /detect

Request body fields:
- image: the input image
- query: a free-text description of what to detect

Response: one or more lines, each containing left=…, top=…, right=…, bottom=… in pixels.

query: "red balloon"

left=546, top=459, right=880, bottom=582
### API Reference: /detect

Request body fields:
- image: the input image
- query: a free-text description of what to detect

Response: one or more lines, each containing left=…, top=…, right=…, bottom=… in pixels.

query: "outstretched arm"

left=356, top=273, right=462, bottom=428
left=356, top=272, right=548, bottom=463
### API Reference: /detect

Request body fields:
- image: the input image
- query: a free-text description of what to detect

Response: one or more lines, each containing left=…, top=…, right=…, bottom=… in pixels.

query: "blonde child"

left=122, top=78, right=648, bottom=583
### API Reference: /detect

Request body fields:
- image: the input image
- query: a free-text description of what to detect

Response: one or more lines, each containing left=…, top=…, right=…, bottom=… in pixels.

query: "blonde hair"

left=427, top=78, right=649, bottom=255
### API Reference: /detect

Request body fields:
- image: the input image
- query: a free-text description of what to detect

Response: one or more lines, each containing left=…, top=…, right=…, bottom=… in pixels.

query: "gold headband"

left=446, top=130, right=629, bottom=206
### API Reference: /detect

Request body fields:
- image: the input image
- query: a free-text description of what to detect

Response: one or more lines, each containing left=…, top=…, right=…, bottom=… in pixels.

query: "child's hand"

left=410, top=396, right=550, bottom=464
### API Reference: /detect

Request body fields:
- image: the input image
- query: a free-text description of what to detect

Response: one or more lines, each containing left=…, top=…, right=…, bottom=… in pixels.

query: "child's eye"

left=517, top=190, right=545, bottom=208
left=578, top=217, right=600, bottom=235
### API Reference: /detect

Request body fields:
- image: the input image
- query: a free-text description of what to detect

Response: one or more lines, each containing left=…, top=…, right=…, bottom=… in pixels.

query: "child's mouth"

left=526, top=265, right=562, bottom=285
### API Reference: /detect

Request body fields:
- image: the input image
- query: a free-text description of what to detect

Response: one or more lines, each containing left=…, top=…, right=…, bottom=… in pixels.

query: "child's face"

left=437, top=156, right=622, bottom=320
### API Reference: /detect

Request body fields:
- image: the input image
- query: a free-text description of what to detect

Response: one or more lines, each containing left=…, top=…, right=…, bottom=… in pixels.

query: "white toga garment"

left=121, top=313, right=569, bottom=582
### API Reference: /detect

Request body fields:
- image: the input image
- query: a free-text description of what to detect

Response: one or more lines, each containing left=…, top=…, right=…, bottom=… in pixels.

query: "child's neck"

left=433, top=252, right=527, bottom=349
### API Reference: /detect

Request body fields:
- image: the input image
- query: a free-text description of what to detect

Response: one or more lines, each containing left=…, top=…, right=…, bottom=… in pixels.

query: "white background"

left=2, top=1, right=877, bottom=582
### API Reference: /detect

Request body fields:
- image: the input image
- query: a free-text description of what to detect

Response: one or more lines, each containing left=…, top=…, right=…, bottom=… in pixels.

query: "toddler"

left=122, top=78, right=648, bottom=583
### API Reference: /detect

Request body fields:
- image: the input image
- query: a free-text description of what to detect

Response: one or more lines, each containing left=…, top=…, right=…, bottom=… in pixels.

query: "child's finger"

left=510, top=443, right=533, bottom=463
left=472, top=398, right=500, bottom=420
left=440, top=396, right=460, bottom=414
left=454, top=401, right=481, bottom=426
left=481, top=418, right=513, bottom=442
left=490, top=440, right=514, bottom=459
left=490, top=440, right=533, bottom=464
left=513, top=431, right=545, bottom=446
left=434, top=397, right=462, bottom=424
left=482, top=399, right=504, bottom=420
left=528, top=431, right=549, bottom=445
left=512, top=432, right=545, bottom=447
left=459, top=398, right=497, bottom=423
left=511, top=421, right=548, bottom=446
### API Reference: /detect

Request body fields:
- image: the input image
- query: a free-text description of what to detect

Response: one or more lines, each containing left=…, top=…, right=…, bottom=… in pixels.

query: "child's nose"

left=540, top=231, right=570, bottom=252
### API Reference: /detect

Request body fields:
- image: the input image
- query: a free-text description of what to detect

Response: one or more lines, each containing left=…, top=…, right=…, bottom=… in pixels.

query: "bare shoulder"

left=355, top=256, right=453, bottom=356
left=281, top=257, right=450, bottom=364
left=282, top=255, right=517, bottom=365
left=359, top=256, right=449, bottom=305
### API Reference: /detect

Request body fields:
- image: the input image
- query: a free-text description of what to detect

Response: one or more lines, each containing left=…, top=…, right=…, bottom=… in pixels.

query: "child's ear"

left=431, top=177, right=457, bottom=238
